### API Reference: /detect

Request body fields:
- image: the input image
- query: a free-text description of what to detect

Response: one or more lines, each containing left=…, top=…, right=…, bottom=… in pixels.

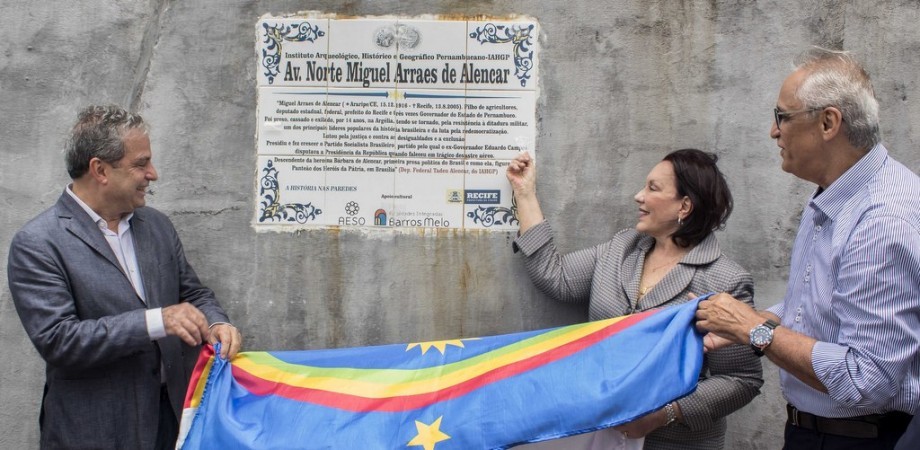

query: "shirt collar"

left=809, top=143, right=887, bottom=221
left=65, top=185, right=134, bottom=233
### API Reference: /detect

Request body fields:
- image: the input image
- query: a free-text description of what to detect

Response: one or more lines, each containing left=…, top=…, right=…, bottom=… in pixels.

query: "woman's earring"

left=677, top=215, right=684, bottom=226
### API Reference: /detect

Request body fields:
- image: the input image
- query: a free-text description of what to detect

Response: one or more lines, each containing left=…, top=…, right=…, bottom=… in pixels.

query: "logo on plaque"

left=374, top=209, right=388, bottom=226
left=446, top=189, right=463, bottom=203
left=464, top=190, right=501, bottom=204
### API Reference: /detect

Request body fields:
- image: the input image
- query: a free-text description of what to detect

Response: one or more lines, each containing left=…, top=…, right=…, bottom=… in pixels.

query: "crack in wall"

left=126, top=0, right=172, bottom=111
left=170, top=206, right=243, bottom=216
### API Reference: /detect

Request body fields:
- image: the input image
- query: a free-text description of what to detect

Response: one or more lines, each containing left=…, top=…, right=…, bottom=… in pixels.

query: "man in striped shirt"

left=696, top=48, right=919, bottom=449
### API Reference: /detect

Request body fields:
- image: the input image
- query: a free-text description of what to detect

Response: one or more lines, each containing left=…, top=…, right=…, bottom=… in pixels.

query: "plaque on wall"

left=255, top=13, right=539, bottom=231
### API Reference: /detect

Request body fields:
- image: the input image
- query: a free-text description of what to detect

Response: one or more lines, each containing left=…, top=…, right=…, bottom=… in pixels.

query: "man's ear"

left=821, top=106, right=844, bottom=141
left=88, top=157, right=109, bottom=185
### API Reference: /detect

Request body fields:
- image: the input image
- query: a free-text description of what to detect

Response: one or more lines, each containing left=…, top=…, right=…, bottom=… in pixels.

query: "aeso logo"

left=464, top=189, right=501, bottom=204
left=338, top=201, right=366, bottom=225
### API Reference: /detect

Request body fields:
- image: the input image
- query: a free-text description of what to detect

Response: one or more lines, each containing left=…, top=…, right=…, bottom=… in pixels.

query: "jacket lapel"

left=631, top=233, right=722, bottom=311
left=622, top=235, right=653, bottom=312
left=58, top=193, right=125, bottom=275
left=638, top=262, right=696, bottom=310
left=59, top=192, right=149, bottom=308
left=130, top=211, right=160, bottom=308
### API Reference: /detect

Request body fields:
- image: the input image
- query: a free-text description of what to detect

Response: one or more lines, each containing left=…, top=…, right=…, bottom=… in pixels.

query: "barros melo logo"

left=464, top=190, right=501, bottom=204
left=374, top=209, right=387, bottom=225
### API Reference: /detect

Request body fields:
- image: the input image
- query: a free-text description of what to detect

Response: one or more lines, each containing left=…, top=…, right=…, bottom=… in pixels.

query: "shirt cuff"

left=146, top=308, right=167, bottom=340
left=811, top=341, right=849, bottom=385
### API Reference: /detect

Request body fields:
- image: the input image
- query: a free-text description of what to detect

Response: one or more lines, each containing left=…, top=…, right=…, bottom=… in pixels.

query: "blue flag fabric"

left=177, top=298, right=705, bottom=449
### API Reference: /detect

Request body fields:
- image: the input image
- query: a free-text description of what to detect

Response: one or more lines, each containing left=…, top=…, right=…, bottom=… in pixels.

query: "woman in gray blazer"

left=507, top=149, right=763, bottom=450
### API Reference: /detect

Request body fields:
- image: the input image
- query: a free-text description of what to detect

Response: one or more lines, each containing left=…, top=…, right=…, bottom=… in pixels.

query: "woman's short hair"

left=65, top=105, right=148, bottom=179
left=663, top=148, right=733, bottom=248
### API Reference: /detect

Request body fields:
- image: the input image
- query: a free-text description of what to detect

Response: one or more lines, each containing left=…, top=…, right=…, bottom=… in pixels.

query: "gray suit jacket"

left=8, top=191, right=230, bottom=449
left=515, top=221, right=763, bottom=450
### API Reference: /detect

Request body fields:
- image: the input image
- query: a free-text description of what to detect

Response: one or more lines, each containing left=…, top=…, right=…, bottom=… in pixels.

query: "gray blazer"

left=7, top=191, right=230, bottom=449
left=515, top=221, right=763, bottom=450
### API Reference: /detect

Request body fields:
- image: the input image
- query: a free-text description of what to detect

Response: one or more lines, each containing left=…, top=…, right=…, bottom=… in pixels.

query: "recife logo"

left=464, top=189, right=501, bottom=204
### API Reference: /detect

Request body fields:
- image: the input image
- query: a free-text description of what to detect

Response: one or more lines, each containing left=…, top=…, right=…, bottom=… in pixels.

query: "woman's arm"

left=506, top=151, right=543, bottom=234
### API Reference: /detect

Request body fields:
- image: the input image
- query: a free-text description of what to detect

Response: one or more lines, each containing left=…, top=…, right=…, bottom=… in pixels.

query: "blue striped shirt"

left=767, top=144, right=920, bottom=417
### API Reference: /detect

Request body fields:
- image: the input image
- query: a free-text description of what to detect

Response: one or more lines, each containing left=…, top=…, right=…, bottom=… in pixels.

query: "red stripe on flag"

left=184, top=344, right=216, bottom=408
left=232, top=309, right=655, bottom=412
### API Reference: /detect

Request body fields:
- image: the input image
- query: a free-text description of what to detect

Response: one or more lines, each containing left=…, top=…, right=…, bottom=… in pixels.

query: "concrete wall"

left=1, top=1, right=918, bottom=448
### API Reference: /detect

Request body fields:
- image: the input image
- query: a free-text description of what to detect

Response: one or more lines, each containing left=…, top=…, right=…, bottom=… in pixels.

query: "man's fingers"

left=174, top=325, right=202, bottom=347
left=226, top=327, right=243, bottom=359
left=162, top=303, right=209, bottom=345
left=163, top=312, right=203, bottom=346
left=209, top=324, right=244, bottom=360
left=226, top=328, right=241, bottom=359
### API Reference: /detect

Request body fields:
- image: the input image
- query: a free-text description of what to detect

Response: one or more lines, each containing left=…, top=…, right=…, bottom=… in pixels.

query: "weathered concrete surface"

left=1, top=1, right=918, bottom=448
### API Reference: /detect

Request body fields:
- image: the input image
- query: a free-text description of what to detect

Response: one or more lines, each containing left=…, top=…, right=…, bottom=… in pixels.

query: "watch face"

left=750, top=326, right=773, bottom=347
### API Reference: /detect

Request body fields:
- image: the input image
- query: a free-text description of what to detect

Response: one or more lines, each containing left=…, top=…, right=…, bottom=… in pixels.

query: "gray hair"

left=65, top=105, right=149, bottom=179
left=793, top=47, right=880, bottom=151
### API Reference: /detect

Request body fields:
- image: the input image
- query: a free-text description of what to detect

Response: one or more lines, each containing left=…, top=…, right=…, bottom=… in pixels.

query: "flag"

left=177, top=298, right=705, bottom=450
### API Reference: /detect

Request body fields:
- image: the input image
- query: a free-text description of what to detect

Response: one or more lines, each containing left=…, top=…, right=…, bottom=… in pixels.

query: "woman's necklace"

left=637, top=253, right=684, bottom=300
left=638, top=284, right=654, bottom=298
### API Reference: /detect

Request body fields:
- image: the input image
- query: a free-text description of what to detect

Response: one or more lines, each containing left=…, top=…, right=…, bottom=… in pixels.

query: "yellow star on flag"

left=406, top=338, right=473, bottom=355
left=407, top=416, right=450, bottom=450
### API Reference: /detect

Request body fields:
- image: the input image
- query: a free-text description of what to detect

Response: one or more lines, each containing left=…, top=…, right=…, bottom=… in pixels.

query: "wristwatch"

left=749, top=319, right=780, bottom=357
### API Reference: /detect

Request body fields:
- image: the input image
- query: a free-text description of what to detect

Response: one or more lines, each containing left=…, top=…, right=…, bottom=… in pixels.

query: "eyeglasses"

left=774, top=107, right=822, bottom=128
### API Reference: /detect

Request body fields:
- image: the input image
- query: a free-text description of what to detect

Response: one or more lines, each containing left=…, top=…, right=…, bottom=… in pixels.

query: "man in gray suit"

left=7, top=105, right=243, bottom=449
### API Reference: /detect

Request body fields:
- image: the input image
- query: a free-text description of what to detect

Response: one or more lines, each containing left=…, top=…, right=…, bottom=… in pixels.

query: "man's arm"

left=163, top=217, right=242, bottom=359
left=698, top=294, right=828, bottom=393
left=8, top=229, right=152, bottom=370
left=756, top=311, right=824, bottom=392
left=812, top=217, right=920, bottom=408
left=699, top=217, right=920, bottom=407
